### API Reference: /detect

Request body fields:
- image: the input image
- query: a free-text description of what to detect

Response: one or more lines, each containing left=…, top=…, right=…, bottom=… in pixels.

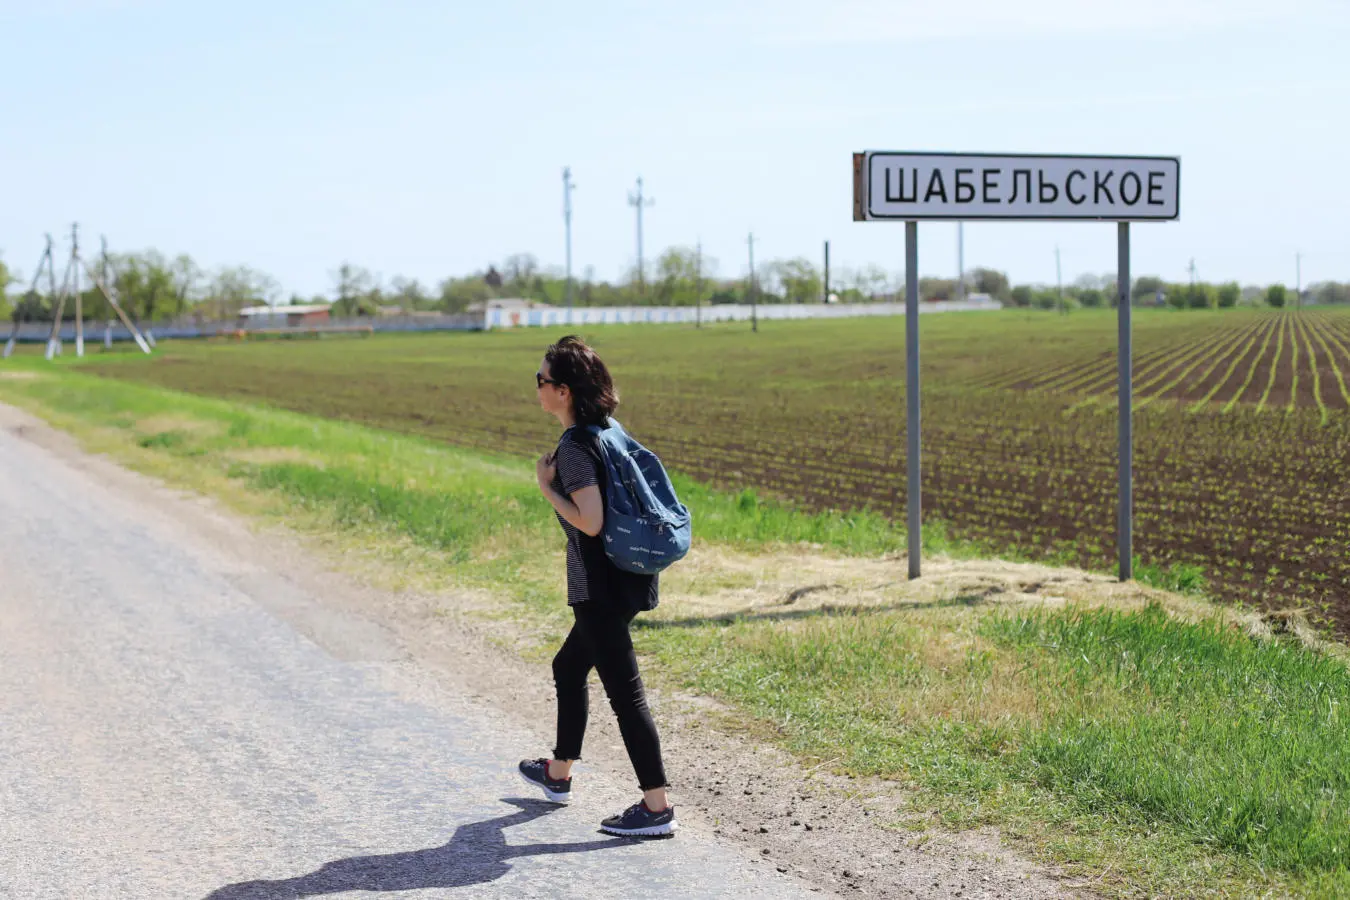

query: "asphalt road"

left=0, top=410, right=819, bottom=899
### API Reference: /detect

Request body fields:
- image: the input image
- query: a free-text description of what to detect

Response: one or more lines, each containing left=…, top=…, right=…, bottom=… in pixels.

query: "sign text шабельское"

left=860, top=152, right=1180, bottom=221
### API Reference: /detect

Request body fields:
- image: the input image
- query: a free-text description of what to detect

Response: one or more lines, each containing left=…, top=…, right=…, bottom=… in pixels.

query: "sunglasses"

left=536, top=372, right=563, bottom=389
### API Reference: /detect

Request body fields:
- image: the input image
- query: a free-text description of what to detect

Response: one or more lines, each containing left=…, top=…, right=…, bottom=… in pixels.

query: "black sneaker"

left=600, top=800, right=678, bottom=836
left=517, top=758, right=572, bottom=804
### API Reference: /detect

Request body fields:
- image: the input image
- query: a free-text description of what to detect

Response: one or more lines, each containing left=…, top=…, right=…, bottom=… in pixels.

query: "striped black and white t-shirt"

left=551, top=426, right=659, bottom=610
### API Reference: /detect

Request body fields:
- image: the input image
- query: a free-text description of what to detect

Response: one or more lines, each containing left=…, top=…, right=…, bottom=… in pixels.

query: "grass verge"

left=1, top=361, right=1345, bottom=897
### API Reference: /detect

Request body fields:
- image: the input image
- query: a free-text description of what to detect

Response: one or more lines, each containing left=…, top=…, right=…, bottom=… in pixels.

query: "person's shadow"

left=204, top=798, right=635, bottom=898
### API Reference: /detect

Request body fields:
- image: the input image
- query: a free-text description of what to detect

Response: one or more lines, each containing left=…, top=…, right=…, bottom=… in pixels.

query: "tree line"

left=0, top=246, right=1342, bottom=323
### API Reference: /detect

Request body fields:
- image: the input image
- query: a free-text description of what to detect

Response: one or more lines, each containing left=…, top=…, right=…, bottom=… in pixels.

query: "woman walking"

left=517, top=335, right=676, bottom=837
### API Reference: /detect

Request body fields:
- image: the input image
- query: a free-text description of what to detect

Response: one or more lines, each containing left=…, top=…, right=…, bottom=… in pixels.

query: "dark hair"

left=544, top=335, right=619, bottom=426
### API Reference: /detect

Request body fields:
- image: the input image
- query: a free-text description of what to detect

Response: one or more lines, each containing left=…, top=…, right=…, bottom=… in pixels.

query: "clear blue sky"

left=1, top=0, right=1345, bottom=297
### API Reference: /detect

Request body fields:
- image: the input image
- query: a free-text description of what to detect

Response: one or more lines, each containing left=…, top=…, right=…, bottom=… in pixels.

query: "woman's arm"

left=540, top=483, right=604, bottom=537
left=537, top=449, right=604, bottom=536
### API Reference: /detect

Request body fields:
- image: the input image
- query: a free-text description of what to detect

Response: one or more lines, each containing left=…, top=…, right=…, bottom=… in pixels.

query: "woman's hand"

left=536, top=451, right=557, bottom=490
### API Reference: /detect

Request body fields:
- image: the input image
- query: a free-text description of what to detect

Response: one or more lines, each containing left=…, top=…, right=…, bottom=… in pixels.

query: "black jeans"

left=552, top=602, right=669, bottom=791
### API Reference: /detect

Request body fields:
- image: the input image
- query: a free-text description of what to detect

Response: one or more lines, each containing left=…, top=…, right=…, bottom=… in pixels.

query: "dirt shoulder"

left=0, top=400, right=1104, bottom=898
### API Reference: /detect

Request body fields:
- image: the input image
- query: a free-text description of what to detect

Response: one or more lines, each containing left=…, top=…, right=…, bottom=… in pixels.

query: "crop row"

left=998, top=312, right=1350, bottom=416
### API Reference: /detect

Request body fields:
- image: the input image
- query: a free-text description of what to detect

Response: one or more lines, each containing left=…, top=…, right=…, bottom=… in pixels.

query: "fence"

left=484, top=297, right=1003, bottom=329
left=5, top=300, right=1002, bottom=344
left=5, top=312, right=484, bottom=344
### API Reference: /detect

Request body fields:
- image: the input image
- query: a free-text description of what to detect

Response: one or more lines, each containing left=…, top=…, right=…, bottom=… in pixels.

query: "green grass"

left=986, top=605, right=1350, bottom=874
left=638, top=602, right=1350, bottom=895
left=2, top=359, right=1348, bottom=896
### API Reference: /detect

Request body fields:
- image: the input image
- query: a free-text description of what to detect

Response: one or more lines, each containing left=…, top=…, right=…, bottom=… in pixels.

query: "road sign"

left=854, top=152, right=1180, bottom=222
left=853, top=149, right=1180, bottom=585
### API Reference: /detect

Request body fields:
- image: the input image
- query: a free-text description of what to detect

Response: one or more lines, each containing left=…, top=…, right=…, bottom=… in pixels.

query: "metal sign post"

left=854, top=151, right=1180, bottom=581
left=1117, top=222, right=1132, bottom=579
left=904, top=221, right=920, bottom=579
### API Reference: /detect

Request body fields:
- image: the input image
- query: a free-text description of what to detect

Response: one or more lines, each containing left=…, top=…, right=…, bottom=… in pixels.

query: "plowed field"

left=1000, top=310, right=1350, bottom=419
left=82, top=308, right=1350, bottom=634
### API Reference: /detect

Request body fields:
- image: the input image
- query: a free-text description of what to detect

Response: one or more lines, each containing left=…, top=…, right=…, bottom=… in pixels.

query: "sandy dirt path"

left=0, top=404, right=825, bottom=899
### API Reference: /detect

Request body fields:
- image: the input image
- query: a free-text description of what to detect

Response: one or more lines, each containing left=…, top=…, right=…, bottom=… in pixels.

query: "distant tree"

left=968, top=267, right=1011, bottom=301
left=1217, top=282, right=1240, bottom=308
left=1101, top=278, right=1119, bottom=306
left=1033, top=289, right=1058, bottom=310
left=108, top=252, right=186, bottom=321
left=389, top=276, right=431, bottom=311
left=202, top=266, right=280, bottom=319
left=170, top=254, right=200, bottom=317
left=13, top=291, right=44, bottom=321
left=1077, top=288, right=1104, bottom=308
left=502, top=253, right=539, bottom=290
left=1266, top=284, right=1287, bottom=308
left=438, top=274, right=491, bottom=313
left=0, top=255, right=13, bottom=320
left=653, top=246, right=704, bottom=306
left=1009, top=285, right=1032, bottom=308
left=850, top=264, right=891, bottom=300
left=1166, top=283, right=1187, bottom=309
left=766, top=257, right=821, bottom=304
left=1187, top=282, right=1215, bottom=309
left=1313, top=282, right=1349, bottom=305
left=1132, top=275, right=1165, bottom=302
left=919, top=277, right=956, bottom=302
left=332, top=263, right=376, bottom=316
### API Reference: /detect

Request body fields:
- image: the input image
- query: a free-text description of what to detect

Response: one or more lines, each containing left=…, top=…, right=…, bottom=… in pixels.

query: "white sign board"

left=854, top=152, right=1180, bottom=222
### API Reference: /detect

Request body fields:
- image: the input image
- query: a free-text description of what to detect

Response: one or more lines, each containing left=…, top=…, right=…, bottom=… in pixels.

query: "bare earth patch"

left=227, top=446, right=328, bottom=468
left=661, top=543, right=1224, bottom=627
left=134, top=413, right=225, bottom=439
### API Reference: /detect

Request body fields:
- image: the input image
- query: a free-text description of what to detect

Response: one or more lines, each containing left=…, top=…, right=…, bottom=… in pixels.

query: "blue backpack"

left=576, top=419, right=691, bottom=575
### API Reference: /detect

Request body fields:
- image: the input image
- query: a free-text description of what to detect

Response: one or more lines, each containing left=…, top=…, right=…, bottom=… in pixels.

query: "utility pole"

left=1296, top=252, right=1302, bottom=310
left=70, top=223, right=85, bottom=356
left=695, top=240, right=703, bottom=329
left=562, top=167, right=575, bottom=314
left=747, top=232, right=757, bottom=333
left=1188, top=258, right=1197, bottom=286
left=958, top=223, right=965, bottom=303
left=4, top=236, right=55, bottom=359
left=627, top=176, right=654, bottom=295
left=823, top=240, right=830, bottom=303
left=49, top=229, right=151, bottom=357
left=101, top=236, right=112, bottom=349
left=1055, top=244, right=1063, bottom=315
left=44, top=231, right=69, bottom=360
